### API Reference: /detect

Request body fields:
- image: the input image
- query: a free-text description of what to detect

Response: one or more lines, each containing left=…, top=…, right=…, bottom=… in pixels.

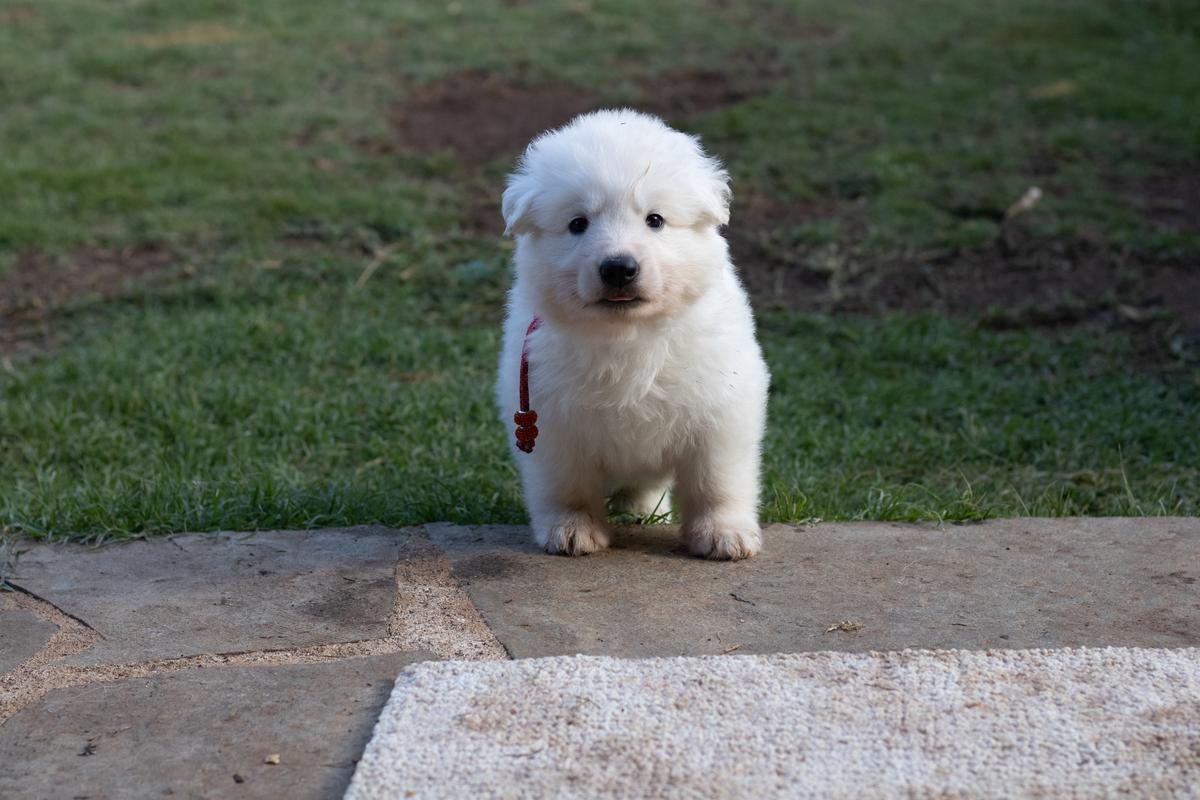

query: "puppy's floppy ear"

left=696, top=151, right=732, bottom=228
left=501, top=170, right=539, bottom=237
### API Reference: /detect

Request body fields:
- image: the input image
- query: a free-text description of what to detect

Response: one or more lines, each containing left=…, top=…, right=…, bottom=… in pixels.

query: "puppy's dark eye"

left=645, top=213, right=664, bottom=229
left=568, top=217, right=589, bottom=234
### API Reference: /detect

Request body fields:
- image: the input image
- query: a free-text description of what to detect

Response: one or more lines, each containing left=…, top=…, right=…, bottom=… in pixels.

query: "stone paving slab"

left=8, top=527, right=408, bottom=666
left=428, top=518, right=1200, bottom=658
left=0, top=652, right=425, bottom=800
left=0, top=599, right=56, bottom=673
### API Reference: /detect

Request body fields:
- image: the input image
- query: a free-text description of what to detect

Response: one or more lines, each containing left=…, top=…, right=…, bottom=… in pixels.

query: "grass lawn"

left=1, top=0, right=1197, bottom=541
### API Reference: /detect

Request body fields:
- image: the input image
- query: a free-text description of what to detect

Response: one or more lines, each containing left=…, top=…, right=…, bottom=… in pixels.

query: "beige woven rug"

left=346, top=647, right=1200, bottom=799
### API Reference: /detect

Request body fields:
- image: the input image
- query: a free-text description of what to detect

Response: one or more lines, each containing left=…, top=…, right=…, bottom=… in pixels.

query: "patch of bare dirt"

left=383, top=65, right=787, bottom=238
left=731, top=193, right=1199, bottom=363
left=727, top=190, right=871, bottom=308
left=384, top=65, right=779, bottom=167
left=874, top=236, right=1197, bottom=337
left=704, top=0, right=843, bottom=43
left=0, top=5, right=38, bottom=25
left=386, top=72, right=604, bottom=167
left=0, top=245, right=176, bottom=356
left=1112, top=166, right=1200, bottom=236
left=637, top=65, right=783, bottom=121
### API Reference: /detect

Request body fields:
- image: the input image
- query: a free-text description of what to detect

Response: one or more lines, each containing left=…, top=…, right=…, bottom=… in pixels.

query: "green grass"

left=1, top=0, right=1197, bottom=540
left=699, top=1, right=1200, bottom=254
left=2, top=261, right=1196, bottom=540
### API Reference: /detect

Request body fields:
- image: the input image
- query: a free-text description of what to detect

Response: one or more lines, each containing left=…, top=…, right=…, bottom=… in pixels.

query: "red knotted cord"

left=514, top=316, right=542, bottom=453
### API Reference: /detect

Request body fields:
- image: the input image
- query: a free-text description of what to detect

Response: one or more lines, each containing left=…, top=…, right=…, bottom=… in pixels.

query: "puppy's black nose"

left=599, top=255, right=639, bottom=289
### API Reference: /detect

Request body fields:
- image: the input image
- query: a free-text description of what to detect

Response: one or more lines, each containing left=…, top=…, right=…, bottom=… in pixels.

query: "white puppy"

left=496, top=109, right=769, bottom=560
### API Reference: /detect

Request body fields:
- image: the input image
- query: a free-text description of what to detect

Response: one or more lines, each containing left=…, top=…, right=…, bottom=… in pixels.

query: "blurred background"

left=0, top=0, right=1196, bottom=542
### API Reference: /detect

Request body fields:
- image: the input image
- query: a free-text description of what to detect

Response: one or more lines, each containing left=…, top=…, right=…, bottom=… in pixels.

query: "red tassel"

left=515, top=317, right=542, bottom=453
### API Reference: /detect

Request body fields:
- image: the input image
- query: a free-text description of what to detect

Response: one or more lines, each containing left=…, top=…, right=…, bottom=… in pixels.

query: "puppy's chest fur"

left=529, top=327, right=726, bottom=469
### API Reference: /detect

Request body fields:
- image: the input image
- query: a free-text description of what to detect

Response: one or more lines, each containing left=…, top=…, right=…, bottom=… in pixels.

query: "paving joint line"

left=1, top=528, right=507, bottom=724
left=6, top=581, right=101, bottom=633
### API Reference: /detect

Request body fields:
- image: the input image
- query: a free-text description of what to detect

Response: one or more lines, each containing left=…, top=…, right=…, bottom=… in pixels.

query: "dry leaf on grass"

left=1004, top=186, right=1043, bottom=220
left=1028, top=79, right=1077, bottom=100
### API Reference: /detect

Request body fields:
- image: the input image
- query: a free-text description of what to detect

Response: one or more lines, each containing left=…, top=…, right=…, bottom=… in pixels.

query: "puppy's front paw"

left=683, top=517, right=761, bottom=561
left=538, top=512, right=611, bottom=556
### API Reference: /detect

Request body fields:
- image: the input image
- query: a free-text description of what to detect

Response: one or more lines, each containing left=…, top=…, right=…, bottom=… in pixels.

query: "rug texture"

left=345, top=647, right=1200, bottom=799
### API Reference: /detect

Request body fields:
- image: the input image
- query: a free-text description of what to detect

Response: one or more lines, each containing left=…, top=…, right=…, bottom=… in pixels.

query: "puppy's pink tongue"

left=607, top=294, right=635, bottom=302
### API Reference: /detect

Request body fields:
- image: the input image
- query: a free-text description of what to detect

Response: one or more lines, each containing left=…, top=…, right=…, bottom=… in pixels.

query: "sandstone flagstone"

left=428, top=517, right=1200, bottom=658
left=8, top=527, right=408, bottom=666
left=0, top=601, right=56, bottom=674
left=0, top=653, right=426, bottom=800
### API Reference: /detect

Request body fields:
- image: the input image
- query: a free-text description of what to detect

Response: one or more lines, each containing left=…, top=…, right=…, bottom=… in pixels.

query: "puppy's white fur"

left=496, top=109, right=769, bottom=560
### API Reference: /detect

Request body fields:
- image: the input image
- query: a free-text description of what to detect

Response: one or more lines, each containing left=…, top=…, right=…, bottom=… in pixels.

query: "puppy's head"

left=502, top=110, right=731, bottom=326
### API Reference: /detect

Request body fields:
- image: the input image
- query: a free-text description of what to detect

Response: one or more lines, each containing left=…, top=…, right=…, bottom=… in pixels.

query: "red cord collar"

left=513, top=316, right=542, bottom=453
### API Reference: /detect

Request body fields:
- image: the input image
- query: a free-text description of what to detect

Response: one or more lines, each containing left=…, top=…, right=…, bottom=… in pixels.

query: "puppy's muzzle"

left=598, top=255, right=639, bottom=291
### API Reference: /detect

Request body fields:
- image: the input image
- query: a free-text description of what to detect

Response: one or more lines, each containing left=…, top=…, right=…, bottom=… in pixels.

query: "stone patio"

left=2, top=654, right=423, bottom=800
left=1, top=518, right=1197, bottom=798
